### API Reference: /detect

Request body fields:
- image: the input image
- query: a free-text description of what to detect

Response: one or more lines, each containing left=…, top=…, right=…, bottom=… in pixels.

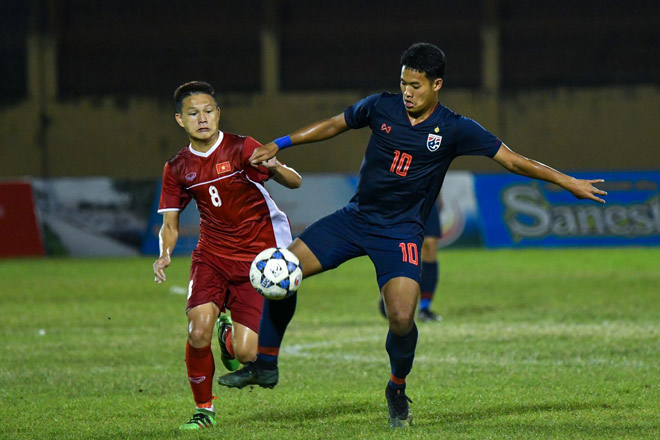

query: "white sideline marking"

left=281, top=321, right=657, bottom=369
left=169, top=286, right=187, bottom=295
left=283, top=336, right=380, bottom=353
left=283, top=341, right=650, bottom=368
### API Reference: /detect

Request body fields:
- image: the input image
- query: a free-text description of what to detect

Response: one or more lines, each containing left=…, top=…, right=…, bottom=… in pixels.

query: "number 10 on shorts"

left=399, top=242, right=418, bottom=265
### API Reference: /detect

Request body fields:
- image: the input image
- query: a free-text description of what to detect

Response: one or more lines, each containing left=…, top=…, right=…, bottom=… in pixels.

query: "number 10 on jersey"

left=390, top=150, right=412, bottom=177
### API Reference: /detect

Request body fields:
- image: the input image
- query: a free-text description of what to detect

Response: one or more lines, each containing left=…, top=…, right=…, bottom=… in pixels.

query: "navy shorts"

left=298, top=208, right=424, bottom=289
left=424, top=202, right=441, bottom=237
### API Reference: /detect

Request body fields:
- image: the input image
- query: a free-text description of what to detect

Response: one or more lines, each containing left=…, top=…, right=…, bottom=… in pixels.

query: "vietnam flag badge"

left=216, top=161, right=232, bottom=174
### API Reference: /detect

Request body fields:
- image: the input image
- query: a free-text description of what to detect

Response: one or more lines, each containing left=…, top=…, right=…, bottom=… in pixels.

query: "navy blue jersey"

left=344, top=92, right=502, bottom=233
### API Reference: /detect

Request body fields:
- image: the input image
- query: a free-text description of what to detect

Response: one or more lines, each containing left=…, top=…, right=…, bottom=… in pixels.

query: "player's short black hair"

left=173, top=81, right=217, bottom=113
left=400, top=43, right=446, bottom=80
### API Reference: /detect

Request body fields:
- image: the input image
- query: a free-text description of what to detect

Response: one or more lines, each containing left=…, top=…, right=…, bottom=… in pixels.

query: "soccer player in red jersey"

left=152, top=81, right=302, bottom=430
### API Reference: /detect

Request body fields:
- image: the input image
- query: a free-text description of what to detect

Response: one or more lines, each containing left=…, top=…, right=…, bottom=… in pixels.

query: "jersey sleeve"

left=344, top=93, right=381, bottom=129
left=158, top=162, right=192, bottom=213
left=242, top=136, right=272, bottom=183
left=455, top=116, right=503, bottom=158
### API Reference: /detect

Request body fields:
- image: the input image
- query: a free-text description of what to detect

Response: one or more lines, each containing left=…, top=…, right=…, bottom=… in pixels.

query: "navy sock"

left=419, top=261, right=438, bottom=310
left=385, top=323, right=418, bottom=389
left=256, top=293, right=297, bottom=365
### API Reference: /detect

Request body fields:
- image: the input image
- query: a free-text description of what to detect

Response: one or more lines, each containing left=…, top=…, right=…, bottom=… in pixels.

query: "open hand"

left=567, top=178, right=608, bottom=204
left=153, top=255, right=171, bottom=283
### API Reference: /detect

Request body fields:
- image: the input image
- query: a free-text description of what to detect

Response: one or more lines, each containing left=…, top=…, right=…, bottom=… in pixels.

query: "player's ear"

left=433, top=78, right=443, bottom=92
left=175, top=113, right=184, bottom=128
left=217, top=107, right=221, bottom=121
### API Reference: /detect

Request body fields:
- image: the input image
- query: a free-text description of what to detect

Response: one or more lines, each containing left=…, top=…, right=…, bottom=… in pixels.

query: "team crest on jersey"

left=427, top=134, right=443, bottom=151
left=185, top=172, right=197, bottom=181
left=216, top=161, right=232, bottom=174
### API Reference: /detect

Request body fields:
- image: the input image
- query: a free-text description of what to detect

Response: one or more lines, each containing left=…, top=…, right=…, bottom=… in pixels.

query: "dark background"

left=2, top=0, right=658, bottom=100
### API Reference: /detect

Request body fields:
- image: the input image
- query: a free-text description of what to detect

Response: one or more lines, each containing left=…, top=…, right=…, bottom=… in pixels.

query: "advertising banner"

left=435, top=171, right=483, bottom=248
left=0, top=182, right=44, bottom=257
left=141, top=171, right=484, bottom=255
left=475, top=172, right=660, bottom=247
left=32, top=178, right=155, bottom=256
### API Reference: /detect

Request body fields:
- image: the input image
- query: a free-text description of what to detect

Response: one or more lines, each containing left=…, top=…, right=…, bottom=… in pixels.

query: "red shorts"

left=187, top=248, right=264, bottom=333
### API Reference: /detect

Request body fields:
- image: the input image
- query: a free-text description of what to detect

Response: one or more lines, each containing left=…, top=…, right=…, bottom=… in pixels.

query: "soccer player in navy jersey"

left=152, top=81, right=302, bottom=429
left=217, top=43, right=607, bottom=428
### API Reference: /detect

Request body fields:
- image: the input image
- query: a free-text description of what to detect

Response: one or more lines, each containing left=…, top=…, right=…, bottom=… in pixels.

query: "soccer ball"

left=249, top=247, right=302, bottom=300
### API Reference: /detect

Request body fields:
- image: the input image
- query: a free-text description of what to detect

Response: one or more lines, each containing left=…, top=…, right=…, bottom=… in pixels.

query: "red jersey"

left=158, top=131, right=292, bottom=261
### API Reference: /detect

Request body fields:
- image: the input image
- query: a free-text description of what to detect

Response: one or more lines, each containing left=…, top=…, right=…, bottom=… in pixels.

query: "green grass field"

left=1, top=248, right=659, bottom=439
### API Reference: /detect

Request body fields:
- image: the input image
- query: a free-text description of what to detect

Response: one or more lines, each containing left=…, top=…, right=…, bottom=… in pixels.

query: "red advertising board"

left=0, top=182, right=44, bottom=257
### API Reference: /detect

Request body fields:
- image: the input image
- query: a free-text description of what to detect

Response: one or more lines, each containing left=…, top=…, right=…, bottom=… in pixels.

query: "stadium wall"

left=24, top=172, right=659, bottom=257
left=1, top=85, right=659, bottom=179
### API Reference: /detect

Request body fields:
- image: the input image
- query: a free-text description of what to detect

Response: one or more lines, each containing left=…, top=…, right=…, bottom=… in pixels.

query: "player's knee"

left=188, top=326, right=212, bottom=347
left=387, top=310, right=415, bottom=335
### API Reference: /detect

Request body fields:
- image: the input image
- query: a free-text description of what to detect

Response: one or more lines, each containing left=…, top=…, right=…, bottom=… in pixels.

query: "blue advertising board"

left=475, top=172, right=660, bottom=247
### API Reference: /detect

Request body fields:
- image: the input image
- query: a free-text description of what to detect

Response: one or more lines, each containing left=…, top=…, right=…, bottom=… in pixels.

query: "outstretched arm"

left=493, top=144, right=607, bottom=203
left=250, top=113, right=349, bottom=165
left=153, top=211, right=180, bottom=283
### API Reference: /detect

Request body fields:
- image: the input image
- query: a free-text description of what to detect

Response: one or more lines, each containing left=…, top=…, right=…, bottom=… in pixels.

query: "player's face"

left=175, top=93, right=221, bottom=143
left=400, top=66, right=443, bottom=118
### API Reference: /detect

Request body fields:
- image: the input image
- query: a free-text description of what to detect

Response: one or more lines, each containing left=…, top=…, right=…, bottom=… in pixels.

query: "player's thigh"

left=188, top=251, right=230, bottom=312
left=227, top=278, right=264, bottom=334
left=367, top=234, right=423, bottom=290
left=289, top=238, right=322, bottom=277
left=231, top=321, right=258, bottom=362
left=296, top=210, right=365, bottom=275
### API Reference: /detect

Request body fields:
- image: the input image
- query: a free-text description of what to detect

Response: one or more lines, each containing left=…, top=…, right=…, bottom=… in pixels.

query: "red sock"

left=185, top=342, right=215, bottom=406
left=224, top=326, right=235, bottom=358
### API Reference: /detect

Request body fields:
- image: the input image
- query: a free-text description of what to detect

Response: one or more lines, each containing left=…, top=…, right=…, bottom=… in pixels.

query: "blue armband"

left=273, top=135, right=293, bottom=150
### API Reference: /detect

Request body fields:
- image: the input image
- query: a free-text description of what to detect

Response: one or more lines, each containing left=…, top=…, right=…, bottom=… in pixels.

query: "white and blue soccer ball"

left=249, top=247, right=302, bottom=300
